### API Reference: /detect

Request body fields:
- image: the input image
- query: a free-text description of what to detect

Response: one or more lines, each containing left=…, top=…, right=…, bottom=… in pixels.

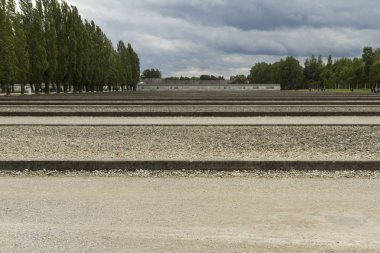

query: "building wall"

left=143, top=79, right=230, bottom=85
left=137, top=84, right=281, bottom=91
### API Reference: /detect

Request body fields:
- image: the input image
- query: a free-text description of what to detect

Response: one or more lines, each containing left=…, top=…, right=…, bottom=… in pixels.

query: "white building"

left=137, top=79, right=281, bottom=91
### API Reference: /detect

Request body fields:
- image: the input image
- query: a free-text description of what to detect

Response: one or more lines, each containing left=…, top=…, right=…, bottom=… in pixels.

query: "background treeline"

left=0, top=0, right=140, bottom=95
left=249, top=47, right=380, bottom=90
left=164, top=75, right=225, bottom=81
left=141, top=68, right=225, bottom=81
left=163, top=75, right=225, bottom=81
left=141, top=68, right=162, bottom=79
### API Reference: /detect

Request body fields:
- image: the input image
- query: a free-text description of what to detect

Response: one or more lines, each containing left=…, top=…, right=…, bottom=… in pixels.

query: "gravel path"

left=1, top=116, right=380, bottom=125
left=1, top=169, right=380, bottom=178
left=1, top=105, right=380, bottom=112
left=1, top=176, right=379, bottom=252
left=0, top=126, right=378, bottom=160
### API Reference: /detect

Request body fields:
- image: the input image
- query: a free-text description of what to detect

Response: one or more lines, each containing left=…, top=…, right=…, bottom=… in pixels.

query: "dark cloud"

left=145, top=0, right=380, bottom=30
left=66, top=0, right=380, bottom=77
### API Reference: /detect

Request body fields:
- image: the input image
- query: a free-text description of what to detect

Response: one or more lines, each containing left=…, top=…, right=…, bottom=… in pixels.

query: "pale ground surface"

left=0, top=176, right=379, bottom=253
left=1, top=105, right=380, bottom=112
left=1, top=116, right=380, bottom=125
left=0, top=126, right=379, bottom=160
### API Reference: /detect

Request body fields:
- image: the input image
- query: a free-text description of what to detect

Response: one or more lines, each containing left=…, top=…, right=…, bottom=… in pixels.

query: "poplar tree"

left=2, top=0, right=140, bottom=95
left=117, top=41, right=129, bottom=90
left=42, top=0, right=58, bottom=94
left=362, top=47, right=374, bottom=85
left=19, top=0, right=33, bottom=91
left=128, top=43, right=140, bottom=90
left=13, top=13, right=30, bottom=94
left=54, top=1, right=69, bottom=93
left=29, top=0, right=48, bottom=94
left=0, top=0, right=16, bottom=95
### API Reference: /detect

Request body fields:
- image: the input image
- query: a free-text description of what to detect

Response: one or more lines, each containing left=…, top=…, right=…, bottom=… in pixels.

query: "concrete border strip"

left=0, top=160, right=379, bottom=171
left=1, top=111, right=380, bottom=117
left=1, top=116, right=380, bottom=126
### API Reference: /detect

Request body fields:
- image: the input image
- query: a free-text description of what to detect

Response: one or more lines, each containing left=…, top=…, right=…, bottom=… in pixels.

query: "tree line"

left=250, top=47, right=380, bottom=90
left=0, top=0, right=140, bottom=95
left=163, top=75, right=225, bottom=81
left=142, top=70, right=225, bottom=81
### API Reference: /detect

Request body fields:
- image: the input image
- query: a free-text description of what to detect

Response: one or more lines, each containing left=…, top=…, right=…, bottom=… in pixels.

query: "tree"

left=332, top=58, right=354, bottom=89
left=277, top=57, right=303, bottom=90
left=320, top=67, right=333, bottom=89
left=250, top=62, right=273, bottom=84
left=0, top=0, right=16, bottom=95
left=117, top=40, right=129, bottom=89
left=53, top=0, right=69, bottom=93
left=351, top=58, right=365, bottom=89
left=362, top=47, right=374, bottom=85
left=199, top=75, right=224, bottom=80
left=304, top=55, right=324, bottom=89
left=29, top=0, right=48, bottom=94
left=369, top=60, right=380, bottom=88
left=230, top=75, right=248, bottom=84
left=1, top=0, right=140, bottom=96
left=128, top=43, right=140, bottom=90
left=13, top=12, right=30, bottom=94
left=42, top=0, right=58, bottom=93
left=142, top=69, right=162, bottom=79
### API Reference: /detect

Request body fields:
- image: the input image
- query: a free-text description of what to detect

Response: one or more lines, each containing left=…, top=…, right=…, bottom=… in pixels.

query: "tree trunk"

left=45, top=83, right=50, bottom=94
left=35, top=84, right=40, bottom=94
left=21, top=84, right=25, bottom=95
left=5, top=84, right=11, bottom=96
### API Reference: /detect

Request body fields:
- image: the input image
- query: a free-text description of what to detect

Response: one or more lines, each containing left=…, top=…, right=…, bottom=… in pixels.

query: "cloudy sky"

left=66, top=0, right=380, bottom=77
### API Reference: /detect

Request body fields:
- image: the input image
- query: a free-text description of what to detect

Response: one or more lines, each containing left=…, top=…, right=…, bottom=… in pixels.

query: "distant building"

left=137, top=79, right=281, bottom=91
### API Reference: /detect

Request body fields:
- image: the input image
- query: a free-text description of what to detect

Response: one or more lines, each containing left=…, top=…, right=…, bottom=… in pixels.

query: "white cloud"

left=65, top=0, right=380, bottom=77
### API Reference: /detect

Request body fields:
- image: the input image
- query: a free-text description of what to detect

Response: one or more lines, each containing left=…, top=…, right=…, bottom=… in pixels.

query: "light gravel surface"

left=0, top=176, right=379, bottom=252
left=1, top=116, right=380, bottom=125
left=1, top=105, right=380, bottom=112
left=0, top=126, right=379, bottom=160
left=1, top=169, right=380, bottom=179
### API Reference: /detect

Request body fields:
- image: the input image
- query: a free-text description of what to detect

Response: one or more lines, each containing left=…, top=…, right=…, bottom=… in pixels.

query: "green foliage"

left=250, top=62, right=273, bottom=84
left=249, top=48, right=380, bottom=90
left=142, top=69, right=162, bottom=79
left=28, top=0, right=48, bottom=93
left=276, top=57, right=304, bottom=90
left=370, top=60, right=380, bottom=85
left=304, top=55, right=323, bottom=88
left=199, top=75, right=224, bottom=81
left=230, top=75, right=248, bottom=84
left=0, top=0, right=16, bottom=95
left=164, top=76, right=200, bottom=81
left=1, top=0, right=140, bottom=94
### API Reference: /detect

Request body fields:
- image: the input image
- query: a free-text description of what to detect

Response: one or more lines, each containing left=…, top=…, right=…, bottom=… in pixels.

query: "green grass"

left=299, top=88, right=373, bottom=94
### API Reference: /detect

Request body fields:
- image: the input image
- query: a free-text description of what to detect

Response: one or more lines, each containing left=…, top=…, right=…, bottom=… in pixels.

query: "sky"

left=65, top=0, right=380, bottom=78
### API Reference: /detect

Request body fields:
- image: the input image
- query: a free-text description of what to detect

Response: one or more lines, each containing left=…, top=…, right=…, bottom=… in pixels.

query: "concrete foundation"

left=0, top=160, right=379, bottom=171
left=137, top=79, right=281, bottom=91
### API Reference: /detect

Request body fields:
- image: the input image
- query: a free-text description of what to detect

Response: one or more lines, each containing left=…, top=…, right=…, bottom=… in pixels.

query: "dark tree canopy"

left=249, top=47, right=380, bottom=90
left=141, top=69, right=162, bottom=79
left=0, top=0, right=140, bottom=95
left=230, top=75, right=248, bottom=84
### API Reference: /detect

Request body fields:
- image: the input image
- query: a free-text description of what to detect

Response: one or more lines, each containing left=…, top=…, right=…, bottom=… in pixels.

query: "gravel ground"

left=2, top=116, right=380, bottom=125
left=1, top=169, right=380, bottom=179
left=1, top=105, right=380, bottom=112
left=1, top=176, right=379, bottom=252
left=0, top=126, right=379, bottom=160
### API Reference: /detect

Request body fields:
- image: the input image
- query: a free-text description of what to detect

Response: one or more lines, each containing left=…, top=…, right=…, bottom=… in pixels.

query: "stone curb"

left=1, top=102, right=380, bottom=106
left=0, top=160, right=379, bottom=171
left=1, top=112, right=380, bottom=117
